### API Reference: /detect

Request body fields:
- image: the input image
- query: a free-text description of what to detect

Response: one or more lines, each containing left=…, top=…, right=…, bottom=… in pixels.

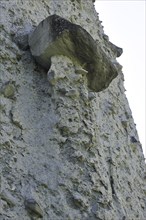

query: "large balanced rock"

left=29, top=14, right=122, bottom=92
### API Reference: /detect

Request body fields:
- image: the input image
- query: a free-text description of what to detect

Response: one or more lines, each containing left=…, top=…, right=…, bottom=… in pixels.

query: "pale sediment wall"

left=0, top=1, right=145, bottom=219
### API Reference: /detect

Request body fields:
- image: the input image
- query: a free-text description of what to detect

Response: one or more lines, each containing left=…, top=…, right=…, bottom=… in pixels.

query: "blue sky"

left=95, top=0, right=145, bottom=157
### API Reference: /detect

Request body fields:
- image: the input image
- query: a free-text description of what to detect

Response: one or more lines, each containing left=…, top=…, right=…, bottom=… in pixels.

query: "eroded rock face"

left=29, top=14, right=122, bottom=92
left=0, top=0, right=145, bottom=220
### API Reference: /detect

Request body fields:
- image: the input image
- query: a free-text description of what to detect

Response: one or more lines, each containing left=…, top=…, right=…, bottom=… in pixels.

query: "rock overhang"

left=28, top=14, right=122, bottom=92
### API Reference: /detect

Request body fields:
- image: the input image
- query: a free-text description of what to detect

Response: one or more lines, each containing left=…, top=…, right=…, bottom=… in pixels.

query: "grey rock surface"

left=0, top=0, right=145, bottom=220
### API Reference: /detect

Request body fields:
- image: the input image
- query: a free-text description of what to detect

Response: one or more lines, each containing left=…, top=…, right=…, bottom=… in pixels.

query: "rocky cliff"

left=0, top=0, right=145, bottom=219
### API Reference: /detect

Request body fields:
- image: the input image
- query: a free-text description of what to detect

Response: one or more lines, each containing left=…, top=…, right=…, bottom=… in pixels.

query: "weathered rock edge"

left=29, top=14, right=122, bottom=92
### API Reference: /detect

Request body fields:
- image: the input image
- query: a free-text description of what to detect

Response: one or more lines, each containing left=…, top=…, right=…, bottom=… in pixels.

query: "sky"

left=94, top=0, right=145, bottom=157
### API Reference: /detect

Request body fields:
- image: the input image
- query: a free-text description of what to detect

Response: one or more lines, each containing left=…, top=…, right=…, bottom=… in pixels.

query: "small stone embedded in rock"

left=24, top=198, right=43, bottom=218
left=29, top=14, right=121, bottom=92
left=1, top=190, right=17, bottom=207
left=2, top=83, right=15, bottom=98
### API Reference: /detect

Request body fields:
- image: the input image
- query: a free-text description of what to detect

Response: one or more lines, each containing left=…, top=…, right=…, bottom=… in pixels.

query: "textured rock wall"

left=0, top=0, right=145, bottom=219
